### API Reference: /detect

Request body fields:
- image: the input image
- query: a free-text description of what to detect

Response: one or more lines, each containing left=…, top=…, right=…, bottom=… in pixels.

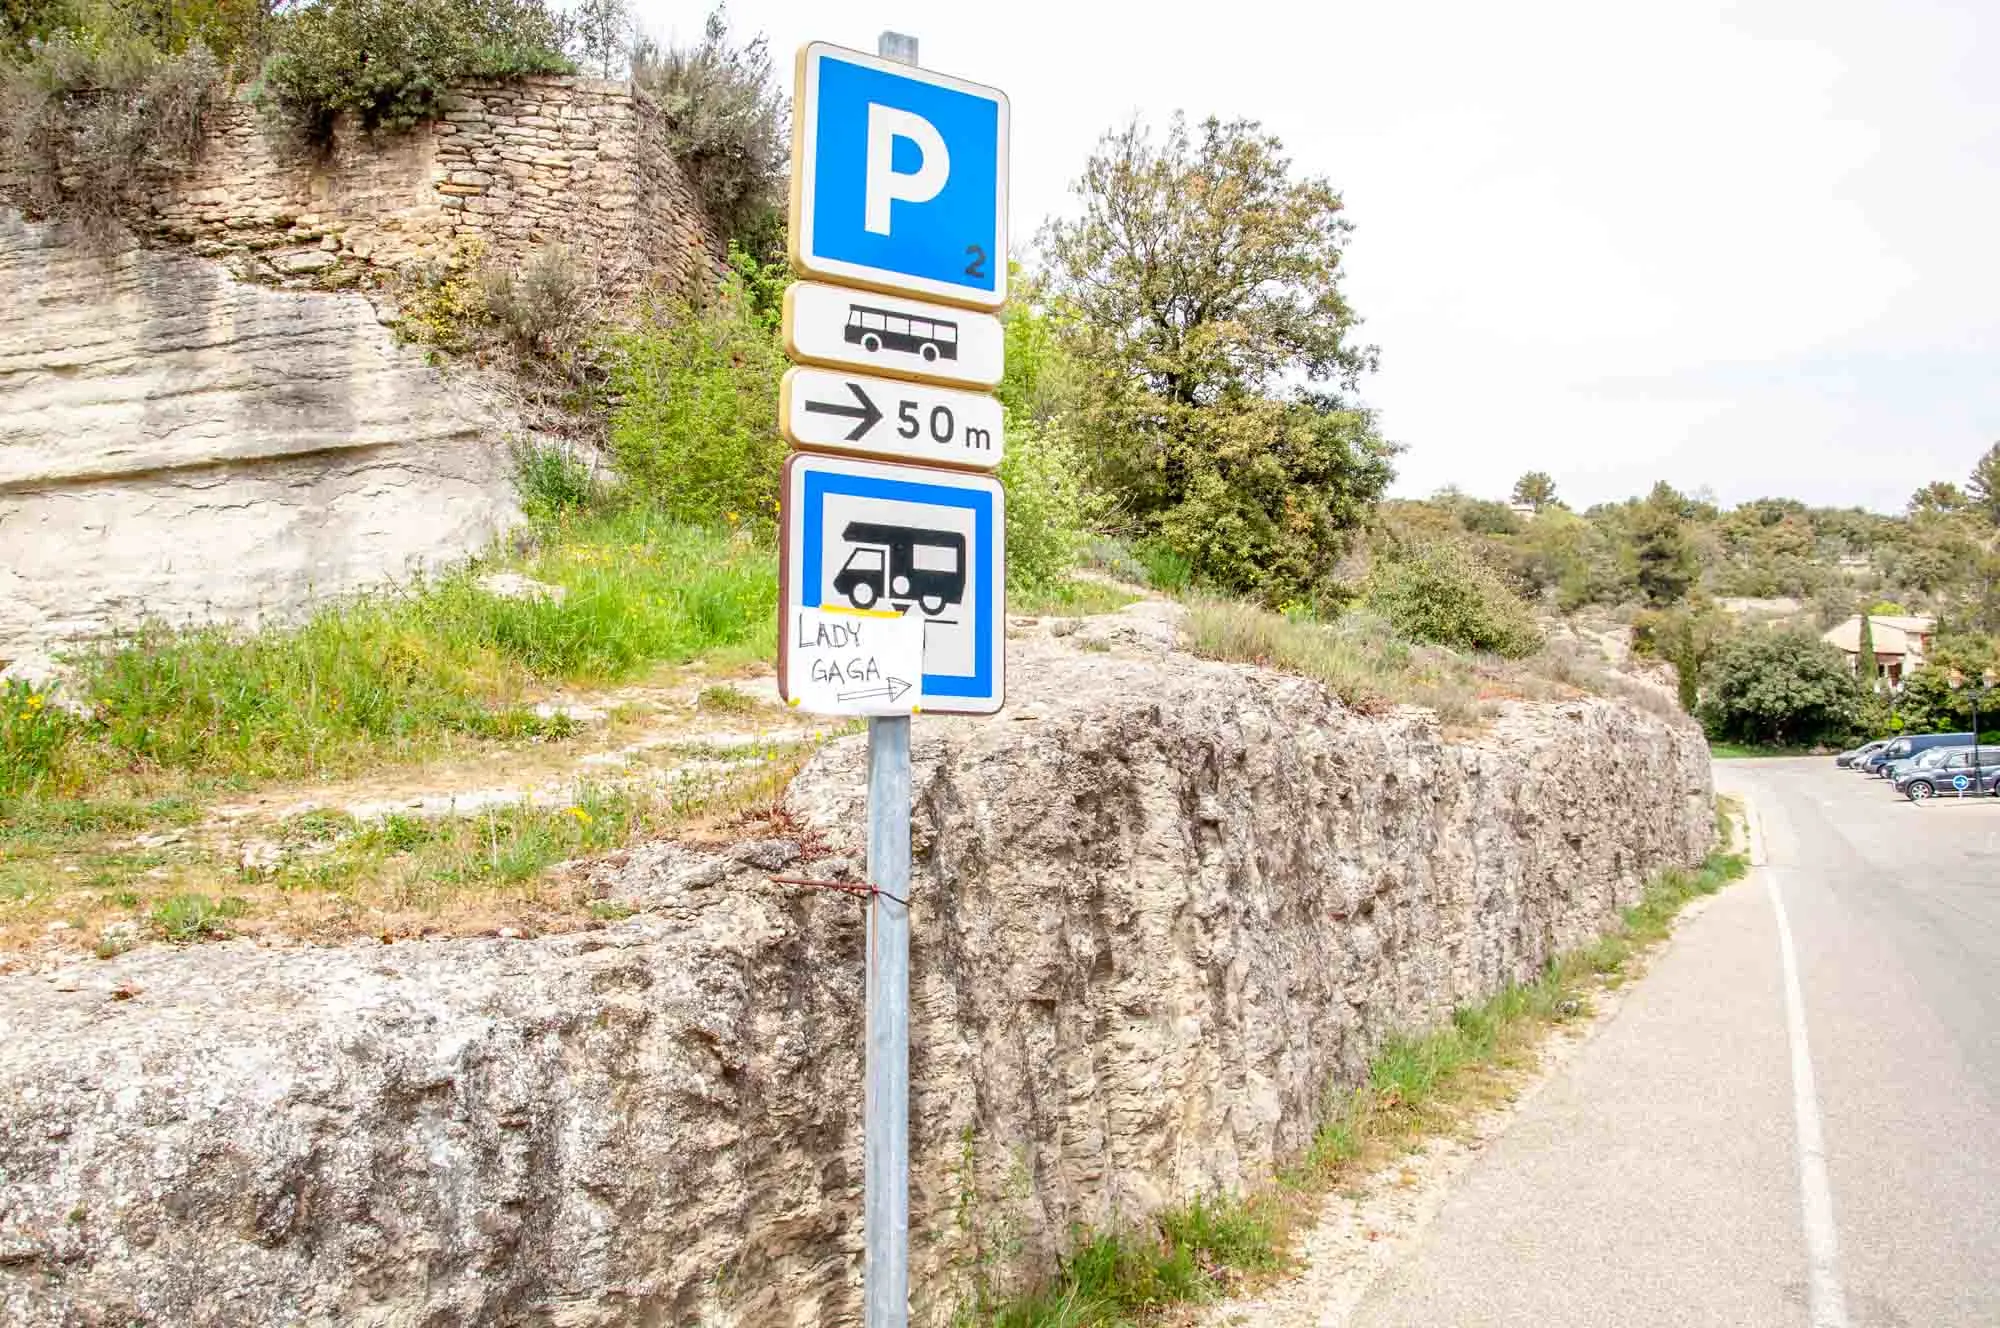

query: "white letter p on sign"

left=864, top=104, right=950, bottom=236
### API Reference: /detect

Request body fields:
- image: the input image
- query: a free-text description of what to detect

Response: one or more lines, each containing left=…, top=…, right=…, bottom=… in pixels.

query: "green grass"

left=4, top=513, right=776, bottom=794
left=1707, top=741, right=1820, bottom=759
left=0, top=795, right=201, bottom=844
left=963, top=1194, right=1284, bottom=1327
left=150, top=892, right=248, bottom=942
left=977, top=850, right=1749, bottom=1325
left=1185, top=598, right=1490, bottom=726
left=1010, top=580, right=1142, bottom=617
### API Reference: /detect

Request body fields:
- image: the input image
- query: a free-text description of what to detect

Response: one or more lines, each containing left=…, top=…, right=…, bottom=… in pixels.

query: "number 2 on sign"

left=964, top=244, right=988, bottom=280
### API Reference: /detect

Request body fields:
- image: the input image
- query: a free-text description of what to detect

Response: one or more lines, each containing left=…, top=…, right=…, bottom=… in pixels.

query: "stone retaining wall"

left=0, top=617, right=1718, bottom=1326
left=135, top=76, right=716, bottom=291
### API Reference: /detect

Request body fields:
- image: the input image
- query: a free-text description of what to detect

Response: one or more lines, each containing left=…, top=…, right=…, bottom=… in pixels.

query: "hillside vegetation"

left=4, top=0, right=1994, bottom=950
left=1388, top=457, right=2000, bottom=748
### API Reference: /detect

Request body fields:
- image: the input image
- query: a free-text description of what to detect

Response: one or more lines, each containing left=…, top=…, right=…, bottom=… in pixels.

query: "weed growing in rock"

left=0, top=681, right=79, bottom=797
left=150, top=892, right=247, bottom=942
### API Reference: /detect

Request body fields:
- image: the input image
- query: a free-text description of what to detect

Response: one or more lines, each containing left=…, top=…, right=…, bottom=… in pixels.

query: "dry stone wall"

left=0, top=615, right=1717, bottom=1326
left=138, top=76, right=716, bottom=292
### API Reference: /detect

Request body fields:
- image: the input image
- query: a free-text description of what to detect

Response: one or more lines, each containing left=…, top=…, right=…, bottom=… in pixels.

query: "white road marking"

left=1766, top=867, right=1850, bottom=1328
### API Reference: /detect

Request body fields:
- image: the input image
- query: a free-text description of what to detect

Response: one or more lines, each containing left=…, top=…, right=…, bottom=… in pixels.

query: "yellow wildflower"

left=564, top=805, right=594, bottom=828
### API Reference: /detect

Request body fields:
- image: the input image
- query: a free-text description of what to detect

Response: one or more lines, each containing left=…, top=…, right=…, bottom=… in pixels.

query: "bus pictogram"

left=845, top=304, right=960, bottom=363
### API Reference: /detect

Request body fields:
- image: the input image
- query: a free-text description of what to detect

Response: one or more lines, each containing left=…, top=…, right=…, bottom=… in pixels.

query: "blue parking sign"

left=791, top=43, right=1009, bottom=309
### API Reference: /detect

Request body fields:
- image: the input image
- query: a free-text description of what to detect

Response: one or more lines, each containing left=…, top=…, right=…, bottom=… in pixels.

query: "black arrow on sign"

left=804, top=381, right=883, bottom=440
left=838, top=676, right=913, bottom=704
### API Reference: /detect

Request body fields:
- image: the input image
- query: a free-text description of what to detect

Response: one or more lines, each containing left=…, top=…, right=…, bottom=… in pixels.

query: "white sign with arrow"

left=781, top=365, right=1004, bottom=470
left=785, top=605, right=923, bottom=716
left=784, top=280, right=1006, bottom=389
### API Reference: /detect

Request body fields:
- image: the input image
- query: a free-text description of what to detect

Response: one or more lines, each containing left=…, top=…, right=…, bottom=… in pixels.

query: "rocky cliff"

left=0, top=73, right=719, bottom=659
left=0, top=215, right=519, bottom=655
left=0, top=616, right=1714, bottom=1325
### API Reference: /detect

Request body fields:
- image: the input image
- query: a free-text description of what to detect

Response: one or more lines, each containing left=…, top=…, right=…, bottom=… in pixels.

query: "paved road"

left=1352, top=758, right=2000, bottom=1328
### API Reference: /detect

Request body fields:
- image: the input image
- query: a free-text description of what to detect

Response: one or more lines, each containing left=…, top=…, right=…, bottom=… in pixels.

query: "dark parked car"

left=1865, top=732, right=1976, bottom=776
left=1896, top=748, right=2000, bottom=800
left=1836, top=739, right=1889, bottom=768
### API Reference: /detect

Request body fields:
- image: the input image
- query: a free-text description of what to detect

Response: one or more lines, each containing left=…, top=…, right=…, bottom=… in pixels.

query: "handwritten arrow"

left=804, top=381, right=883, bottom=441
left=837, top=676, right=913, bottom=705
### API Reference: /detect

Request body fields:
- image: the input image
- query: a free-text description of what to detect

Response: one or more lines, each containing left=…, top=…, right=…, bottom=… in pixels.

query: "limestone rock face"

left=0, top=630, right=1713, bottom=1326
left=0, top=215, right=518, bottom=654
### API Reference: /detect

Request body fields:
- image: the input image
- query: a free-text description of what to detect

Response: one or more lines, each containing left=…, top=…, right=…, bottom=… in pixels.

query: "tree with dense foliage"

left=1894, top=637, right=2000, bottom=735
left=1633, top=602, right=1726, bottom=712
left=1511, top=471, right=1558, bottom=512
left=1699, top=629, right=1865, bottom=747
left=1856, top=611, right=1877, bottom=688
left=1970, top=442, right=2000, bottom=527
left=1631, top=482, right=1700, bottom=606
left=1042, top=113, right=1394, bottom=605
left=261, top=0, right=572, bottom=146
left=1909, top=480, right=1967, bottom=517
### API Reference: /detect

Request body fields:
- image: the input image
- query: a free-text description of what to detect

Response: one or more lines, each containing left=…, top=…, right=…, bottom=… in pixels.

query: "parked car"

left=1880, top=744, right=1966, bottom=784
left=1866, top=732, right=1977, bottom=776
left=1836, top=739, right=1889, bottom=768
left=1896, top=748, right=2000, bottom=800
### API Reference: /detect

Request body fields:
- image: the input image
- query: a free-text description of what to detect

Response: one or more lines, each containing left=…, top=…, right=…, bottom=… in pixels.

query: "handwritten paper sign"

left=786, top=606, right=924, bottom=716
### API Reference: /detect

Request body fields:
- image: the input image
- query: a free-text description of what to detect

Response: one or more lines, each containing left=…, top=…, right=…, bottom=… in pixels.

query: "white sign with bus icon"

left=783, top=279, right=1004, bottom=389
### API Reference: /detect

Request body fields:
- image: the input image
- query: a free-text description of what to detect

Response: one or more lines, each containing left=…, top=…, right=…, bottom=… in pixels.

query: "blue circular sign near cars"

left=1953, top=774, right=1971, bottom=791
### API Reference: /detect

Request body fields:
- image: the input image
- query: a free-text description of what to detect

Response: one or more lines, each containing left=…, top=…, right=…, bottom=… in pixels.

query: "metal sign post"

left=863, top=706, right=911, bottom=1327
left=778, top=29, right=1009, bottom=1326
left=866, top=40, right=915, bottom=1328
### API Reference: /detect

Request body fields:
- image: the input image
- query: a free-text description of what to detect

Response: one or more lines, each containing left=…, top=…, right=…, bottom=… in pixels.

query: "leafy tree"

left=631, top=7, right=787, bottom=252
left=1511, top=471, right=1558, bottom=511
left=1856, top=611, right=1877, bottom=688
left=1909, top=480, right=1967, bottom=517
left=1042, top=113, right=1392, bottom=602
left=1631, top=481, right=1699, bottom=606
left=602, top=267, right=784, bottom=525
left=560, top=0, right=629, bottom=79
left=1699, top=629, right=1865, bottom=747
left=1453, top=497, right=1523, bottom=536
left=1970, top=441, right=2000, bottom=527
left=1894, top=637, right=2000, bottom=734
left=1633, top=603, right=1726, bottom=712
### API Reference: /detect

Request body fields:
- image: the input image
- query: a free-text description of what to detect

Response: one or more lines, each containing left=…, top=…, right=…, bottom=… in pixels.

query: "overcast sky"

left=637, top=0, right=2000, bottom=514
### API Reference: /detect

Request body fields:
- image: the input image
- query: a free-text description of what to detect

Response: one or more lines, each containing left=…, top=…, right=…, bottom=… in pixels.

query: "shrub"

left=258, top=0, right=572, bottom=149
left=392, top=240, right=489, bottom=355
left=1364, top=541, right=1543, bottom=658
left=150, top=892, right=247, bottom=942
left=631, top=7, right=786, bottom=248
left=512, top=443, right=600, bottom=522
left=1698, top=629, right=1865, bottom=747
left=998, top=419, right=1100, bottom=592
left=0, top=33, right=222, bottom=232
left=603, top=272, right=785, bottom=525
left=480, top=245, right=599, bottom=379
